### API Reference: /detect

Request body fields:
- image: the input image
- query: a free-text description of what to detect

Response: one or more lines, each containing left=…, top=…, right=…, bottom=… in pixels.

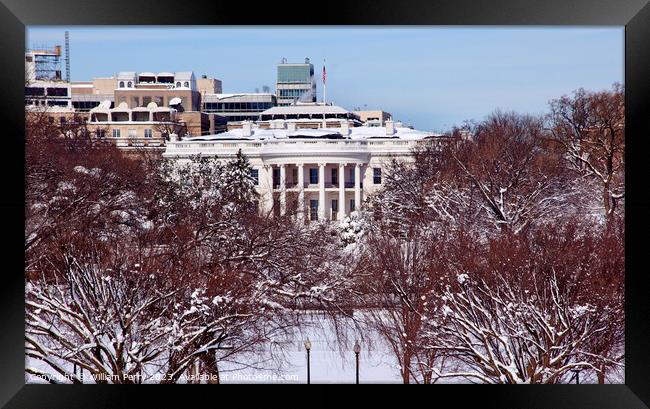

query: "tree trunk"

left=597, top=365, right=606, bottom=384
left=603, top=182, right=611, bottom=220
left=402, top=349, right=411, bottom=384
left=201, top=352, right=221, bottom=384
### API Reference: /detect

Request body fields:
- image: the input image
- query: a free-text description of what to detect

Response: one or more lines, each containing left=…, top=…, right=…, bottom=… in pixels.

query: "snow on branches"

left=428, top=271, right=620, bottom=384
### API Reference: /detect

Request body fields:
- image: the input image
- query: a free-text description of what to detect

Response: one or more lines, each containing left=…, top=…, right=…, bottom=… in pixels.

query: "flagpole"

left=323, top=60, right=326, bottom=105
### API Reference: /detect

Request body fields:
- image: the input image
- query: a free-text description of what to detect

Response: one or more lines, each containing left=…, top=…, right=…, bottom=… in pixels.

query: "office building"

left=276, top=58, right=317, bottom=106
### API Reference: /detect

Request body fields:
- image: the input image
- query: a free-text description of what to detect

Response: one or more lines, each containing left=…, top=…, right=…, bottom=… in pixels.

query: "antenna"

left=64, top=31, right=70, bottom=82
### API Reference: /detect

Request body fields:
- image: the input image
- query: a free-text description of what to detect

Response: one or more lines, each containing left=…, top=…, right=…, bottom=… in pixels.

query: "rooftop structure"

left=25, top=46, right=63, bottom=83
left=276, top=58, right=317, bottom=106
left=115, top=71, right=197, bottom=91
left=25, top=45, right=72, bottom=109
left=197, top=75, right=223, bottom=95
left=355, top=110, right=393, bottom=127
left=203, top=93, right=277, bottom=124
left=257, top=103, right=361, bottom=129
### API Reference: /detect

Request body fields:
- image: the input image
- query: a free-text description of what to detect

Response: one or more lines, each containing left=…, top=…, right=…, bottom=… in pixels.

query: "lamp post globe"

left=353, top=341, right=361, bottom=384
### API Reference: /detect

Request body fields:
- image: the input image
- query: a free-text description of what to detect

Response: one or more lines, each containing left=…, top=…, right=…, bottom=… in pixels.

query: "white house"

left=163, top=109, right=446, bottom=221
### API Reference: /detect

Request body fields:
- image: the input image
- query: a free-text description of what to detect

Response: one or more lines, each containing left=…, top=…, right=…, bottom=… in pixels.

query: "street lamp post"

left=353, top=341, right=361, bottom=384
left=304, top=339, right=312, bottom=384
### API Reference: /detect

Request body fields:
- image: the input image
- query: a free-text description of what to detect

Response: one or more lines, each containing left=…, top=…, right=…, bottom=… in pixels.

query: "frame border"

left=1, top=0, right=648, bottom=407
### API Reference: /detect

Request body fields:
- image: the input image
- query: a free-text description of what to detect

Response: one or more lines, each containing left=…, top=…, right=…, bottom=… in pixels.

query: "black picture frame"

left=1, top=0, right=648, bottom=407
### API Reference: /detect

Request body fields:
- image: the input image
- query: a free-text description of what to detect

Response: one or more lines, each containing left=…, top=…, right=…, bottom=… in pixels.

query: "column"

left=318, top=163, right=326, bottom=220
left=355, top=164, right=362, bottom=213
left=279, top=164, right=286, bottom=216
left=297, top=163, right=305, bottom=221
left=338, top=163, right=346, bottom=220
left=265, top=165, right=274, bottom=215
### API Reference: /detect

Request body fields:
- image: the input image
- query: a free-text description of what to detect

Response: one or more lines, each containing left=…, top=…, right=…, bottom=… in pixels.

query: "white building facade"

left=163, top=114, right=445, bottom=221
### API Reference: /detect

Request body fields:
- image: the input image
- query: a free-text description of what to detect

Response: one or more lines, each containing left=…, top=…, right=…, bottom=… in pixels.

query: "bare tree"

left=153, top=117, right=187, bottom=141
left=428, top=271, right=621, bottom=383
left=353, top=225, right=447, bottom=383
left=447, top=111, right=574, bottom=234
left=547, top=84, right=625, bottom=223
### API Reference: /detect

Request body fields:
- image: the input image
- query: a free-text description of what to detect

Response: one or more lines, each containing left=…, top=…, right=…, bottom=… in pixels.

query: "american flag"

left=322, top=65, right=327, bottom=84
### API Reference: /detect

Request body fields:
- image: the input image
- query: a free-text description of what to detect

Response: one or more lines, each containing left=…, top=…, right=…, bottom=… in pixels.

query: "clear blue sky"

left=27, top=27, right=623, bottom=131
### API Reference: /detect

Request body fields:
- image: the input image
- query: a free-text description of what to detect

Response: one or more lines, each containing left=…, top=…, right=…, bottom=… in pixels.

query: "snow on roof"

left=157, top=72, right=174, bottom=77
left=261, top=104, right=350, bottom=116
left=349, top=126, right=436, bottom=140
left=184, top=125, right=438, bottom=142
left=188, top=128, right=287, bottom=141
left=138, top=72, right=156, bottom=77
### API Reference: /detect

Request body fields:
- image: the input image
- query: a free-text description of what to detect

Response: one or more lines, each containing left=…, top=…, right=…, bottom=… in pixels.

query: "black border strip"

left=0, top=0, right=648, bottom=408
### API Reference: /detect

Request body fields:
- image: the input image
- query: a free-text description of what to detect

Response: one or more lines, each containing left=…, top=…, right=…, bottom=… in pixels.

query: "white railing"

left=163, top=138, right=427, bottom=158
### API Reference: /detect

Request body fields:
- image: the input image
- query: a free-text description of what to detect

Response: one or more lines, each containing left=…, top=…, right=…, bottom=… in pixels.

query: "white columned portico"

left=338, top=163, right=346, bottom=220
left=318, top=163, right=326, bottom=220
left=265, top=165, right=274, bottom=214
left=354, top=164, right=361, bottom=212
left=279, top=164, right=286, bottom=216
left=297, top=163, right=305, bottom=221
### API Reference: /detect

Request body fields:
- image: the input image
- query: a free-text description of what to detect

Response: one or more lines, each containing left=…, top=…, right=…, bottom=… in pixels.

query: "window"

left=119, top=81, right=124, bottom=88
left=127, top=81, right=132, bottom=88
left=331, top=199, right=338, bottom=220
left=350, top=199, right=356, bottom=212
left=292, top=168, right=298, bottom=185
left=373, top=168, right=382, bottom=184
left=250, top=169, right=259, bottom=186
left=144, top=129, right=153, bottom=138
left=331, top=168, right=338, bottom=185
left=309, top=200, right=319, bottom=221
left=184, top=81, right=189, bottom=88
left=112, top=129, right=121, bottom=138
left=128, top=129, right=137, bottom=138
left=273, top=168, right=281, bottom=187
left=309, top=168, right=318, bottom=184
left=25, top=87, right=45, bottom=96
left=47, top=87, right=68, bottom=97
left=349, top=168, right=355, bottom=183
left=176, top=82, right=181, bottom=87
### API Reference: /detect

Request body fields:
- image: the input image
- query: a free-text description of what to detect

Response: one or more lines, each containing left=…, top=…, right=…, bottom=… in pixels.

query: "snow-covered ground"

left=26, top=310, right=623, bottom=384
left=218, top=314, right=401, bottom=384
left=26, top=312, right=404, bottom=384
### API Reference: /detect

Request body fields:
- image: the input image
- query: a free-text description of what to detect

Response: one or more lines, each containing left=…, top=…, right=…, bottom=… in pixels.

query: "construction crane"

left=64, top=31, right=70, bottom=82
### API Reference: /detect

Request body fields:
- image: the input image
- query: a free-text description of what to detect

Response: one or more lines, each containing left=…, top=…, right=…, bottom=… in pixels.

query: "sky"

left=27, top=27, right=623, bottom=132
